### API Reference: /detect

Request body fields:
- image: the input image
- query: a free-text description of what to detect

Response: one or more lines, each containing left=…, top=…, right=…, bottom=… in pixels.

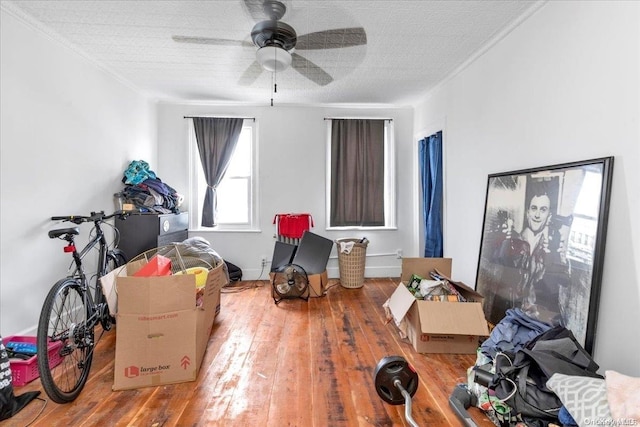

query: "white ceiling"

left=3, top=0, right=542, bottom=106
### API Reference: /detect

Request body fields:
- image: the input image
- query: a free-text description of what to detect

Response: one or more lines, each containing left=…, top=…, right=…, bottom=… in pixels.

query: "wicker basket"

left=336, top=238, right=368, bottom=289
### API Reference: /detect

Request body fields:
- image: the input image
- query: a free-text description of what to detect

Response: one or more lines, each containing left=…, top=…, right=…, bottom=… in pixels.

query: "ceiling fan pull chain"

left=274, top=48, right=279, bottom=93
left=271, top=70, right=275, bottom=106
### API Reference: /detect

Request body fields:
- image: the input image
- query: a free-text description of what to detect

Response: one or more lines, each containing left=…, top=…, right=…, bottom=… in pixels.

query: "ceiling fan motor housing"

left=262, top=0, right=287, bottom=20
left=252, top=19, right=296, bottom=72
left=251, top=20, right=297, bottom=50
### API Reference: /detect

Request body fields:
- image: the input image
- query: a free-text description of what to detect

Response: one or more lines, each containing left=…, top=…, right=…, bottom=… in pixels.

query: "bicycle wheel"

left=107, top=248, right=127, bottom=270
left=37, top=278, right=94, bottom=403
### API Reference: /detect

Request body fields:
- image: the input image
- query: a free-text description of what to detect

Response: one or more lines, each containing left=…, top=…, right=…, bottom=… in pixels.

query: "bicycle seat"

left=48, top=227, right=80, bottom=239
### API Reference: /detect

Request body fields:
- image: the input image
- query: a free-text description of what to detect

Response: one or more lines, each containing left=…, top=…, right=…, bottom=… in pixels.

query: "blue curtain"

left=418, top=131, right=443, bottom=257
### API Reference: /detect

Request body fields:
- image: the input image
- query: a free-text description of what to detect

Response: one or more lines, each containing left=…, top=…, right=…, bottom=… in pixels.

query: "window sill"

left=326, top=226, right=398, bottom=231
left=189, top=227, right=262, bottom=233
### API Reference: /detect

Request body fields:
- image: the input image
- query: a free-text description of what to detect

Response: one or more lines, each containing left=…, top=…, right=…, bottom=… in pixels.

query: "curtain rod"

left=183, top=116, right=255, bottom=121
left=324, top=117, right=393, bottom=121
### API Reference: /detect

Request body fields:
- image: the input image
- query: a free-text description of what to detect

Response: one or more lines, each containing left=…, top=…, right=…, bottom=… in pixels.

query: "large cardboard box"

left=386, top=258, right=490, bottom=354
left=105, top=261, right=226, bottom=391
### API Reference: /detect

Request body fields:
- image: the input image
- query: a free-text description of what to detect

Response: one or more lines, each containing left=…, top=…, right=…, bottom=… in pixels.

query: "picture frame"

left=475, top=157, right=614, bottom=354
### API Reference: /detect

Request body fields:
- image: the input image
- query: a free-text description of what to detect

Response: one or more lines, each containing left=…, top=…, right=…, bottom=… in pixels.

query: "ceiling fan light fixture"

left=256, top=46, right=292, bottom=72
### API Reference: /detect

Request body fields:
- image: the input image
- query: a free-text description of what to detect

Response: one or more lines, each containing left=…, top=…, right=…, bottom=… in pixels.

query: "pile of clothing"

left=118, top=160, right=182, bottom=214
left=464, top=309, right=602, bottom=427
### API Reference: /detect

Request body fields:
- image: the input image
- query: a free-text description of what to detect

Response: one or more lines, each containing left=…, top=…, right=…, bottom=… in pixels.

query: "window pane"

left=217, top=178, right=249, bottom=223
left=216, top=126, right=251, bottom=224
left=225, top=129, right=251, bottom=177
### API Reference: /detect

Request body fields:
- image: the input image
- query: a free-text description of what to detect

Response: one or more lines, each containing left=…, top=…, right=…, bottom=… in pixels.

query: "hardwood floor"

left=6, top=278, right=495, bottom=427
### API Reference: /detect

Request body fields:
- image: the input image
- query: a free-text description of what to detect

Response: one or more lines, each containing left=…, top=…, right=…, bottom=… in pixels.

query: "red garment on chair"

left=273, top=213, right=314, bottom=239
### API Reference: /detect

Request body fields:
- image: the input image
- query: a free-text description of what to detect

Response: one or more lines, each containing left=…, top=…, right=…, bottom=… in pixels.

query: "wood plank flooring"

left=5, top=278, right=495, bottom=427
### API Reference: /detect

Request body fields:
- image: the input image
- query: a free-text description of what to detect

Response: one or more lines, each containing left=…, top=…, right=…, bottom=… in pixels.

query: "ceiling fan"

left=172, top=0, right=367, bottom=87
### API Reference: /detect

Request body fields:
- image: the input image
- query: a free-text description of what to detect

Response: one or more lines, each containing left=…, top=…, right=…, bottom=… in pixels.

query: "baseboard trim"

left=244, top=265, right=402, bottom=281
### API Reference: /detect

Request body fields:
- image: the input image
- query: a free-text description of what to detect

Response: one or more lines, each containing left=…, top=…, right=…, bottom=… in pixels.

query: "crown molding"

left=417, top=0, right=548, bottom=104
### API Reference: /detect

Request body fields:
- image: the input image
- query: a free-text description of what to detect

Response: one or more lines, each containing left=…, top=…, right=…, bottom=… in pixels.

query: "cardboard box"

left=100, top=265, right=125, bottom=316
left=107, top=261, right=226, bottom=391
left=308, top=270, right=327, bottom=297
left=385, top=258, right=490, bottom=354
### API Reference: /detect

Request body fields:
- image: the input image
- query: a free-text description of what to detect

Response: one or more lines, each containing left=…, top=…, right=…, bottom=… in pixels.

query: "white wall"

left=0, top=9, right=157, bottom=336
left=415, top=1, right=640, bottom=375
left=157, top=104, right=414, bottom=280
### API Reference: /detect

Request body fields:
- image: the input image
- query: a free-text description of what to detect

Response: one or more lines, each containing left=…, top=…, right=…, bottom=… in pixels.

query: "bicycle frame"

left=69, top=223, right=108, bottom=290
left=61, top=217, right=116, bottom=332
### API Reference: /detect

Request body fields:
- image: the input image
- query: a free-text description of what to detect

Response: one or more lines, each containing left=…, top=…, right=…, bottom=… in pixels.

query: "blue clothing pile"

left=119, top=160, right=180, bottom=214
left=480, top=308, right=552, bottom=358
left=123, top=160, right=157, bottom=185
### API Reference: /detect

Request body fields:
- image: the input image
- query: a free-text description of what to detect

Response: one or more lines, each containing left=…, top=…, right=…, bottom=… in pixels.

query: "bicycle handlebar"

left=51, top=210, right=128, bottom=224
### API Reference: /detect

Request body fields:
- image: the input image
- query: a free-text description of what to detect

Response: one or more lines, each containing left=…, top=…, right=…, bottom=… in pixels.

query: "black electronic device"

left=472, top=367, right=493, bottom=388
left=270, top=241, right=297, bottom=272
left=291, top=231, right=333, bottom=275
left=115, top=212, right=188, bottom=259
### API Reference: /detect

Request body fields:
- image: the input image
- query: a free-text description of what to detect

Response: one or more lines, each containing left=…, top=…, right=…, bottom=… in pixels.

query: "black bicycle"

left=37, top=211, right=128, bottom=403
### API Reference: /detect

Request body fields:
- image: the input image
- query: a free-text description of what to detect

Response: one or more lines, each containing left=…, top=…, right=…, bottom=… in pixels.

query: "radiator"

left=278, top=236, right=300, bottom=245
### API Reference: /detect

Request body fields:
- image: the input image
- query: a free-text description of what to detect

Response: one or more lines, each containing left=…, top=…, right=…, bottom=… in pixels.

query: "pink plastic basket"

left=4, top=335, right=64, bottom=386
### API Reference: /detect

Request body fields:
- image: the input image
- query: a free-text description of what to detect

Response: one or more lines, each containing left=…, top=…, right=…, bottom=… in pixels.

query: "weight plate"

left=373, top=355, right=419, bottom=405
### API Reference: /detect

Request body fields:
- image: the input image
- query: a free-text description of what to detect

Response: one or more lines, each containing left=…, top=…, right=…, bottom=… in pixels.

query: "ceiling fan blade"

left=172, top=35, right=252, bottom=47
left=238, top=61, right=265, bottom=86
left=296, top=27, right=367, bottom=50
left=242, top=0, right=287, bottom=21
left=291, top=53, right=333, bottom=86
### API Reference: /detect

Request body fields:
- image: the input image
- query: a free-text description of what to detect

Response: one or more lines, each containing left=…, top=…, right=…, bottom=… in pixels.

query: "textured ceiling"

left=2, top=0, right=542, bottom=106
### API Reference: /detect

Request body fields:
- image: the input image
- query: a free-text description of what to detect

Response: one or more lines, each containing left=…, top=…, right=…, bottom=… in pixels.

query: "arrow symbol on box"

left=181, top=356, right=191, bottom=369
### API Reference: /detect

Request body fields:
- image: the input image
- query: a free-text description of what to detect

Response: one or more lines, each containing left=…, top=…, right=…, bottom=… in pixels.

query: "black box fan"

left=271, top=264, right=309, bottom=304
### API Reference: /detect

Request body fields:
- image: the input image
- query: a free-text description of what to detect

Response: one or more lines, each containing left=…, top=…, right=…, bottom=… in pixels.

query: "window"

left=189, top=119, right=258, bottom=230
left=326, top=119, right=396, bottom=229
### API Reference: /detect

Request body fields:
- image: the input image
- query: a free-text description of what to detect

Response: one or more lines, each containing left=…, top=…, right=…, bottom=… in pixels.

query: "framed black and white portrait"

left=475, top=157, right=614, bottom=354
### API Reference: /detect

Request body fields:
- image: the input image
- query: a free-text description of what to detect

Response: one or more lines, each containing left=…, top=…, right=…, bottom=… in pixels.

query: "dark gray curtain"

left=330, top=119, right=385, bottom=226
left=193, top=117, right=244, bottom=227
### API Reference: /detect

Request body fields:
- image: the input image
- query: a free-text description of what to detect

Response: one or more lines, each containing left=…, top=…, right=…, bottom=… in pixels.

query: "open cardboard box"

left=100, top=259, right=226, bottom=390
left=385, top=258, right=490, bottom=354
